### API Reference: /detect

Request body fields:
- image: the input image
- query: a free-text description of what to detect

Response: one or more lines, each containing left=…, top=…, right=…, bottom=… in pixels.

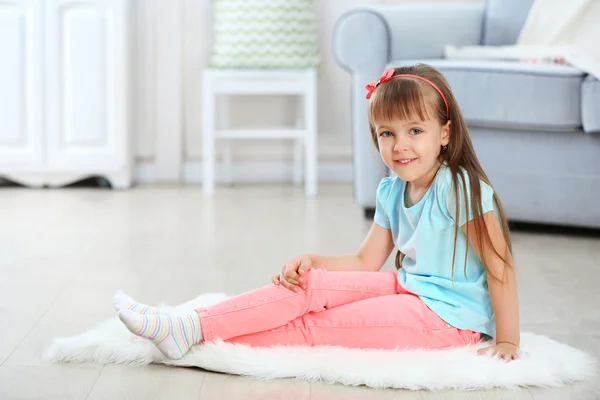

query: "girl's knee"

left=301, top=268, right=322, bottom=287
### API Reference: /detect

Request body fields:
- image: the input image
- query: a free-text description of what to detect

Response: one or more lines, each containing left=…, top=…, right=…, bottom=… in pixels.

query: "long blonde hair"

left=368, top=64, right=512, bottom=282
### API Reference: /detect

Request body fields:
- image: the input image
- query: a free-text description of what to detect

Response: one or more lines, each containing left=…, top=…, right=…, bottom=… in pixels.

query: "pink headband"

left=366, top=68, right=449, bottom=115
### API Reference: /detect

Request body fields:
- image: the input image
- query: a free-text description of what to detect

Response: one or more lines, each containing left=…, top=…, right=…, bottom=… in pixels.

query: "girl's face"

left=375, top=116, right=450, bottom=185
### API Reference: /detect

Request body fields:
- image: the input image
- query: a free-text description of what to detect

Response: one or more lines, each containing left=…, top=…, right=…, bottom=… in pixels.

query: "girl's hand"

left=477, top=342, right=520, bottom=362
left=271, top=254, right=313, bottom=292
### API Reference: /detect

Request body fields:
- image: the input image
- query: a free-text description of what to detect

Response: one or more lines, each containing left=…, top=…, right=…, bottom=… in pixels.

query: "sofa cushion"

left=582, top=76, right=600, bottom=133
left=388, top=60, right=585, bottom=131
left=482, top=0, right=533, bottom=46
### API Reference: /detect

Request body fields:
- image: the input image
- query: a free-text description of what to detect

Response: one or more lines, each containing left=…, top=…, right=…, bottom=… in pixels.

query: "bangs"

left=368, top=78, right=437, bottom=128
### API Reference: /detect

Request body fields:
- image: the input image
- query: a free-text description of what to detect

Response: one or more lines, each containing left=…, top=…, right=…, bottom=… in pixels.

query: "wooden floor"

left=0, top=183, right=598, bottom=399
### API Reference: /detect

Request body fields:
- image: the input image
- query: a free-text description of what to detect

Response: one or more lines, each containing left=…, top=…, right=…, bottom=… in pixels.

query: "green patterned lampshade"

left=210, top=0, right=320, bottom=69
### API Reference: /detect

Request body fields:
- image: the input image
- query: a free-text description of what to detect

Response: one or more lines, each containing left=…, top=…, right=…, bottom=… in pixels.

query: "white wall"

left=132, top=0, right=482, bottom=183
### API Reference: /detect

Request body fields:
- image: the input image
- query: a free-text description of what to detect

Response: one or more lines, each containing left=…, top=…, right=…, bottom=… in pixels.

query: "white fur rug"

left=46, top=293, right=597, bottom=391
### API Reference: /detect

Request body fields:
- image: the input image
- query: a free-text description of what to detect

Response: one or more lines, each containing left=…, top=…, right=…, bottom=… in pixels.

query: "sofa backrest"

left=482, top=0, right=533, bottom=45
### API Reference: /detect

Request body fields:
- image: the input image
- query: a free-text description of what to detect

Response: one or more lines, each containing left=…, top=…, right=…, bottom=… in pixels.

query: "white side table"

left=202, top=69, right=318, bottom=197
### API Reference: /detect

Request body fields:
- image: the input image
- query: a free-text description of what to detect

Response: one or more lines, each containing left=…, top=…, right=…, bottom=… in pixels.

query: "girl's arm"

left=310, top=222, right=395, bottom=272
left=463, top=211, right=520, bottom=357
left=275, top=223, right=395, bottom=291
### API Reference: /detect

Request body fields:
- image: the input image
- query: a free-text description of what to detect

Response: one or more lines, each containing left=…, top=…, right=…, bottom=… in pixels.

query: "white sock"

left=113, top=291, right=164, bottom=315
left=118, top=309, right=203, bottom=360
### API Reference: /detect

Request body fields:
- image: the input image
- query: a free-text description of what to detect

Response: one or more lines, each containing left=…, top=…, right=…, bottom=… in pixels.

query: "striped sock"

left=113, top=291, right=164, bottom=315
left=118, top=309, right=203, bottom=360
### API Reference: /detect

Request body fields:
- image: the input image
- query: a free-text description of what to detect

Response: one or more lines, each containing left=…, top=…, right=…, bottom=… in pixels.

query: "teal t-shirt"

left=374, top=163, right=497, bottom=338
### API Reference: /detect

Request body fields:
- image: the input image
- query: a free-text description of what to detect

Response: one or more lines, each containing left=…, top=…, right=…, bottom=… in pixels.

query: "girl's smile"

left=394, top=157, right=418, bottom=166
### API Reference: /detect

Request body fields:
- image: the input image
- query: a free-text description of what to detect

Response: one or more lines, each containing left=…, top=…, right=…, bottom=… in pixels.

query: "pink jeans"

left=195, top=269, right=481, bottom=350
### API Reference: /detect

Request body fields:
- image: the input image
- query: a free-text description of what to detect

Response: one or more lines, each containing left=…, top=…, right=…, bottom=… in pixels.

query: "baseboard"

left=135, top=162, right=158, bottom=184
left=135, top=161, right=353, bottom=184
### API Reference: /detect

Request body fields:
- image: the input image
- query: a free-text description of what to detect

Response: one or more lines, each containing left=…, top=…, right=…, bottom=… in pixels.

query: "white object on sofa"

left=445, top=0, right=600, bottom=80
left=202, top=69, right=318, bottom=197
left=0, top=0, right=132, bottom=188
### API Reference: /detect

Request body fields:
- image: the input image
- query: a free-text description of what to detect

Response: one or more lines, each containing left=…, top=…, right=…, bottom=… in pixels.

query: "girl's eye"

left=380, top=131, right=393, bottom=137
left=410, top=128, right=422, bottom=135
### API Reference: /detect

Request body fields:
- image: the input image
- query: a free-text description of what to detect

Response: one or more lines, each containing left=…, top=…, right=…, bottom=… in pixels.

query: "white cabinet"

left=0, top=0, right=43, bottom=169
left=0, top=0, right=132, bottom=188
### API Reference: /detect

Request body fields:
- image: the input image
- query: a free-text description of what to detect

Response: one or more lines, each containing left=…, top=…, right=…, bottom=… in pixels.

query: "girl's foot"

left=118, top=309, right=203, bottom=360
left=113, top=291, right=163, bottom=315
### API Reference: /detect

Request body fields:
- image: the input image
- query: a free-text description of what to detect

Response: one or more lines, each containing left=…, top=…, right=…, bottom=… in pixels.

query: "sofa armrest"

left=333, top=9, right=389, bottom=75
left=333, top=10, right=391, bottom=208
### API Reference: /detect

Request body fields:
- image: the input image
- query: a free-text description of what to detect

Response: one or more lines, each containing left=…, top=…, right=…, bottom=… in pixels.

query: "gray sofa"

left=333, top=0, right=600, bottom=229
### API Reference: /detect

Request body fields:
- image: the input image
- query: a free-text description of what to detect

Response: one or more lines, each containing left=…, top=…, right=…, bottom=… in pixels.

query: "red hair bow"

left=365, top=68, right=395, bottom=99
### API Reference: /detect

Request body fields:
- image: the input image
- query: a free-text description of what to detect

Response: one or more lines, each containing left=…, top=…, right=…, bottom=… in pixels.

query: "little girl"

left=115, top=64, right=520, bottom=362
